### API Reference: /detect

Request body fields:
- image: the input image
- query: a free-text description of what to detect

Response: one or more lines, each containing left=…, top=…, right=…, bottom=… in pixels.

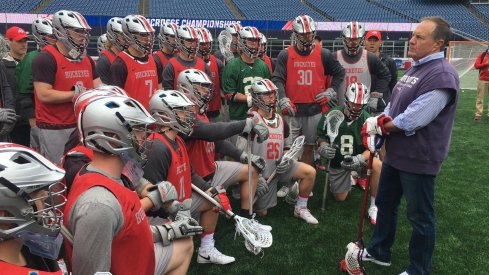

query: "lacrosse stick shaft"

left=247, top=134, right=253, bottom=216
left=321, top=161, right=331, bottom=211
left=61, top=224, right=74, bottom=244
left=357, top=151, right=374, bottom=241
left=191, top=184, right=235, bottom=218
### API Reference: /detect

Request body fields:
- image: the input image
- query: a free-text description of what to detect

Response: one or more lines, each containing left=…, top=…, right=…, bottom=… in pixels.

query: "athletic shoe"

left=399, top=272, right=409, bottom=275
left=361, top=249, right=391, bottom=266
left=277, top=185, right=289, bottom=197
left=355, top=178, right=367, bottom=191
left=197, top=246, right=235, bottom=265
left=474, top=114, right=481, bottom=121
left=294, top=207, right=319, bottom=224
left=309, top=191, right=313, bottom=197
left=368, top=205, right=378, bottom=225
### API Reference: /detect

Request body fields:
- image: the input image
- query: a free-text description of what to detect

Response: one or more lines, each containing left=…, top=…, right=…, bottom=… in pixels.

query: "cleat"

left=368, top=206, right=378, bottom=225
left=197, top=246, right=235, bottom=265
left=294, top=207, right=319, bottom=224
left=277, top=185, right=289, bottom=197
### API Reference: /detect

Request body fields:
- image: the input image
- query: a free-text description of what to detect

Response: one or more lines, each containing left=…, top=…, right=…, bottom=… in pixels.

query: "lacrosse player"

left=335, top=22, right=391, bottom=114
left=97, top=17, right=126, bottom=84
left=214, top=23, right=242, bottom=62
left=272, top=15, right=345, bottom=168
left=242, top=78, right=319, bottom=224
left=317, top=82, right=381, bottom=224
left=153, top=23, right=178, bottom=74
left=144, top=90, right=236, bottom=265
left=176, top=69, right=269, bottom=219
left=0, top=143, right=66, bottom=274
left=65, top=94, right=197, bottom=274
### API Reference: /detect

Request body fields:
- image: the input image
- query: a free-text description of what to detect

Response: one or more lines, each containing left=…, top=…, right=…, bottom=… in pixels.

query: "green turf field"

left=187, top=89, right=489, bottom=275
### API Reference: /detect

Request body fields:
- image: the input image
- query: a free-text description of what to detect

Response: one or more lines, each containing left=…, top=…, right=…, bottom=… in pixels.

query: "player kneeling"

left=240, top=79, right=318, bottom=224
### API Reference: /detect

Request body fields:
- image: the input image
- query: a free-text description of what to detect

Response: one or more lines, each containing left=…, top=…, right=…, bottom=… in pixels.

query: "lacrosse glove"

left=275, top=156, right=292, bottom=174
left=240, top=152, right=266, bottom=173
left=318, top=143, right=336, bottom=160
left=242, top=116, right=269, bottom=143
left=255, top=176, right=269, bottom=198
left=146, top=181, right=178, bottom=211
left=278, top=97, right=296, bottom=116
left=315, top=88, right=337, bottom=108
left=341, top=154, right=367, bottom=173
left=156, top=218, right=203, bottom=246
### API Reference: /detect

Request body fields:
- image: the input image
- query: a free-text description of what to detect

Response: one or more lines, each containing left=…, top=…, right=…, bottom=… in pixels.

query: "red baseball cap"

left=366, top=30, right=381, bottom=41
left=6, top=26, right=28, bottom=41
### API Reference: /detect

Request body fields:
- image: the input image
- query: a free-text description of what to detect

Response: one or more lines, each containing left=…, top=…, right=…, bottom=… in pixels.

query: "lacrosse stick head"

left=218, top=29, right=234, bottom=62
left=325, top=110, right=345, bottom=144
left=283, top=135, right=305, bottom=161
left=234, top=215, right=273, bottom=255
left=344, top=242, right=365, bottom=275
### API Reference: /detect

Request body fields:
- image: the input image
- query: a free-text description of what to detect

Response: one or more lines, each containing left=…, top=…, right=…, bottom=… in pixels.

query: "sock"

left=200, top=232, right=215, bottom=249
left=295, top=196, right=308, bottom=208
left=370, top=196, right=376, bottom=208
left=240, top=209, right=252, bottom=219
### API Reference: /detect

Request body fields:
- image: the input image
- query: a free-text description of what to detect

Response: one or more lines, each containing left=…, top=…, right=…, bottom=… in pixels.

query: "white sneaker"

left=197, top=246, right=235, bottom=265
left=399, top=272, right=409, bottom=275
left=309, top=191, right=313, bottom=197
left=368, top=206, right=378, bottom=225
left=277, top=185, right=289, bottom=197
left=294, top=207, right=319, bottom=224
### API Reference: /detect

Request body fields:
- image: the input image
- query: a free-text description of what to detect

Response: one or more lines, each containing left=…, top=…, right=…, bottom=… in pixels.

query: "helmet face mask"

left=97, top=34, right=107, bottom=54
left=292, top=15, right=316, bottom=52
left=52, top=10, right=91, bottom=60
left=345, top=82, right=370, bottom=121
left=342, top=22, right=366, bottom=56
left=250, top=79, right=278, bottom=114
left=122, top=15, right=155, bottom=56
left=177, top=69, right=213, bottom=113
left=226, top=23, right=242, bottom=51
left=0, top=143, right=66, bottom=242
left=32, top=18, right=56, bottom=48
left=238, top=26, right=261, bottom=59
left=258, top=33, right=267, bottom=57
left=157, top=23, right=178, bottom=53
left=196, top=27, right=213, bottom=59
left=106, top=17, right=126, bottom=51
left=176, top=25, right=199, bottom=59
left=149, top=90, right=196, bottom=135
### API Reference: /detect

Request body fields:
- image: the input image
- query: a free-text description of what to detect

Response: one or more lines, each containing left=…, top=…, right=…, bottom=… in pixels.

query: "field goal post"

left=447, top=41, right=489, bottom=91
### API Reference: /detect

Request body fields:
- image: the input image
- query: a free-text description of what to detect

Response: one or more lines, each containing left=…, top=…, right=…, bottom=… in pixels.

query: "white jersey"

left=336, top=49, right=371, bottom=106
left=250, top=111, right=284, bottom=179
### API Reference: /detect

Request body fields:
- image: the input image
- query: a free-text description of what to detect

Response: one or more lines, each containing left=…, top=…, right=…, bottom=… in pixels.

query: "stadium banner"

left=0, top=13, right=417, bottom=32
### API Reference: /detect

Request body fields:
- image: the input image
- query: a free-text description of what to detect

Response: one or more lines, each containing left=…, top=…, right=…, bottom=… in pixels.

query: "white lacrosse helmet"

left=177, top=69, right=213, bottom=112
left=73, top=85, right=128, bottom=118
left=259, top=32, right=267, bottom=57
left=97, top=34, right=107, bottom=54
left=176, top=25, right=199, bottom=58
left=292, top=15, right=316, bottom=52
left=0, top=143, right=66, bottom=240
left=226, top=23, right=242, bottom=36
left=122, top=15, right=155, bottom=55
left=149, top=90, right=196, bottom=135
left=250, top=78, right=277, bottom=114
left=238, top=26, right=261, bottom=58
left=157, top=23, right=178, bottom=52
left=52, top=10, right=91, bottom=60
left=196, top=27, right=213, bottom=57
left=78, top=95, right=156, bottom=162
left=32, top=17, right=55, bottom=48
left=106, top=17, right=125, bottom=51
left=342, top=21, right=366, bottom=56
left=345, top=82, right=370, bottom=121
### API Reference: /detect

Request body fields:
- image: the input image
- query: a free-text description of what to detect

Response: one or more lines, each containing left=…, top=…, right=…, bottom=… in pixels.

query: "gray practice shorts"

left=255, top=160, right=300, bottom=211
left=286, top=113, right=322, bottom=146
left=153, top=241, right=173, bottom=275
left=328, top=167, right=352, bottom=194
left=38, top=127, right=75, bottom=165
left=191, top=160, right=244, bottom=216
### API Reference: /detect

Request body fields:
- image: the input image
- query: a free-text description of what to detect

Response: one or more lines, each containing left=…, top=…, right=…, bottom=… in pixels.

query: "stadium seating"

left=233, top=0, right=324, bottom=21
left=307, top=0, right=408, bottom=22
left=148, top=0, right=235, bottom=19
left=0, top=0, right=41, bottom=13
left=377, top=0, right=489, bottom=40
left=42, top=0, right=138, bottom=16
left=472, top=3, right=489, bottom=18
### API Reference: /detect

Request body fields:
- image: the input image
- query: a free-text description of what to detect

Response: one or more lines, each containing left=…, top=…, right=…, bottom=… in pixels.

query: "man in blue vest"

left=348, top=16, right=459, bottom=275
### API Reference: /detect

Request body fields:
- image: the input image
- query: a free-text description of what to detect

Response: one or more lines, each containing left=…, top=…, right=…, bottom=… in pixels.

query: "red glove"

left=218, top=193, right=231, bottom=211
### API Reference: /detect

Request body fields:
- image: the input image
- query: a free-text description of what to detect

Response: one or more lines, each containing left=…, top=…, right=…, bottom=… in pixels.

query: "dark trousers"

left=10, top=123, right=30, bottom=147
left=367, top=163, right=436, bottom=275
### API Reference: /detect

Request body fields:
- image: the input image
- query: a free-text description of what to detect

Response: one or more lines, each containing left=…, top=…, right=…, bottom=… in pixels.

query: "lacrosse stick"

left=341, top=136, right=384, bottom=275
left=218, top=29, right=234, bottom=62
left=247, top=133, right=253, bottom=216
left=253, top=135, right=305, bottom=204
left=191, top=184, right=273, bottom=255
left=321, top=109, right=345, bottom=210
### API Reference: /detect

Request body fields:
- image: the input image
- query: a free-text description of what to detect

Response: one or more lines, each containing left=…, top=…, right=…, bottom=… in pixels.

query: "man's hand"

left=318, top=143, right=336, bottom=160
left=255, top=176, right=269, bottom=198
left=146, top=181, right=178, bottom=211
left=240, top=152, right=266, bottom=172
left=0, top=108, right=16, bottom=124
left=278, top=97, right=296, bottom=116
left=242, top=116, right=269, bottom=143
left=340, top=154, right=367, bottom=173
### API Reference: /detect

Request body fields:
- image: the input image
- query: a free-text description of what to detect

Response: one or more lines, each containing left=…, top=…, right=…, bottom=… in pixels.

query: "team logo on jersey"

left=64, top=70, right=90, bottom=79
